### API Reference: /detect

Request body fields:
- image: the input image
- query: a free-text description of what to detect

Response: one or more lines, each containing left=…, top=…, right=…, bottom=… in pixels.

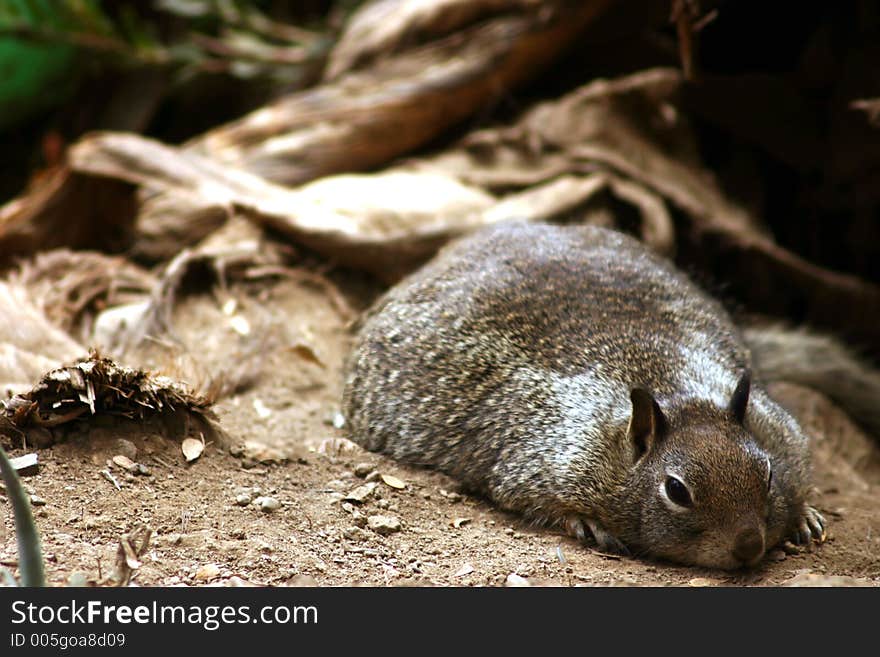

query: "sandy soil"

left=2, top=270, right=879, bottom=587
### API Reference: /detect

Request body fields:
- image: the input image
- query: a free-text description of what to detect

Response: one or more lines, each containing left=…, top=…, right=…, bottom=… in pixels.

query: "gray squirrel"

left=342, top=221, right=880, bottom=569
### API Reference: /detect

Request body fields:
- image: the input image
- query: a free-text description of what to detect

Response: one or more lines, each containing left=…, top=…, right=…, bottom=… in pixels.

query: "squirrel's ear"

left=628, top=387, right=667, bottom=458
left=729, top=370, right=751, bottom=424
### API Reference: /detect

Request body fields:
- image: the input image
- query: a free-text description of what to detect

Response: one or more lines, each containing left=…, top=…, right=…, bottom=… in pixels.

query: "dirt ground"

left=2, top=268, right=879, bottom=587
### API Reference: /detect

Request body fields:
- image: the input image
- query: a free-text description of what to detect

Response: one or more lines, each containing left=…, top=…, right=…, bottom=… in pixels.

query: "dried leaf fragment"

left=380, top=473, right=406, bottom=490
left=182, top=437, right=205, bottom=462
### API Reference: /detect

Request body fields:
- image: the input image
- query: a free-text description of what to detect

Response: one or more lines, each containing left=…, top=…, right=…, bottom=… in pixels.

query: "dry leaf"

left=380, top=473, right=406, bottom=489
left=290, top=343, right=324, bottom=368
left=182, top=437, right=205, bottom=462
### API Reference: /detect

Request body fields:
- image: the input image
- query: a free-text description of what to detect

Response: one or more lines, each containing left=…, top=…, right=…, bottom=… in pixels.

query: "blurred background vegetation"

left=0, top=0, right=363, bottom=200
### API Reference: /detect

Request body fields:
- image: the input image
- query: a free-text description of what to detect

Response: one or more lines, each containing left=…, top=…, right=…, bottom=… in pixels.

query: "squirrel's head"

left=625, top=372, right=776, bottom=570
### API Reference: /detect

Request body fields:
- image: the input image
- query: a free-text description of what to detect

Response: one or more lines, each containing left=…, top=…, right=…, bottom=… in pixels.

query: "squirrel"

left=341, top=220, right=880, bottom=569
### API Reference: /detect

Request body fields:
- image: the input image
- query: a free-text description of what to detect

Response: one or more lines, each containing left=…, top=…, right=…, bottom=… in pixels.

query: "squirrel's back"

left=345, top=221, right=749, bottom=453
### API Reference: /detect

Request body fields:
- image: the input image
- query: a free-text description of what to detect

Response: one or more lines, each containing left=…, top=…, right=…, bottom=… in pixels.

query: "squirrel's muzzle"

left=732, top=525, right=766, bottom=566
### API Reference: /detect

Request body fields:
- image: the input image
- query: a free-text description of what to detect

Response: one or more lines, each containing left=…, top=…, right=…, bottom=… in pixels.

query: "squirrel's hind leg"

left=565, top=514, right=629, bottom=555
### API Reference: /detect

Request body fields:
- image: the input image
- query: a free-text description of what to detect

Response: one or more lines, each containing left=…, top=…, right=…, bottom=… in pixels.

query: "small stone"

left=113, top=439, right=139, bottom=461
left=194, top=563, right=222, bottom=581
left=235, top=494, right=252, bottom=506
left=353, top=463, right=375, bottom=478
left=344, top=482, right=378, bottom=504
left=454, top=563, right=475, bottom=577
left=66, top=571, right=90, bottom=587
left=364, top=471, right=381, bottom=483
left=29, top=494, right=47, bottom=506
left=326, top=492, right=345, bottom=505
left=376, top=498, right=390, bottom=509
left=254, top=496, right=282, bottom=512
left=452, top=517, right=471, bottom=528
left=367, top=515, right=402, bottom=535
left=343, top=527, right=368, bottom=542
left=505, top=573, right=531, bottom=587
left=112, top=454, right=139, bottom=473
left=441, top=489, right=463, bottom=503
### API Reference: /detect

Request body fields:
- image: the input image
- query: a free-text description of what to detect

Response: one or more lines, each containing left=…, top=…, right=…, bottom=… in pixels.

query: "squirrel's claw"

left=791, top=505, right=827, bottom=546
left=564, top=514, right=629, bottom=555
left=804, top=505, right=827, bottom=542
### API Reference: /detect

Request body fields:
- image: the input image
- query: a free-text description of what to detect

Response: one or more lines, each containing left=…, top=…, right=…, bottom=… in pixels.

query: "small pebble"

left=454, top=563, right=475, bottom=577
left=441, top=490, right=463, bottom=503
left=769, top=549, right=787, bottom=561
left=367, top=515, right=402, bottom=535
left=353, top=463, right=375, bottom=478
left=343, top=527, right=368, bottom=542
left=505, top=573, right=531, bottom=587
left=29, top=495, right=47, bottom=507
left=194, top=563, right=221, bottom=581
left=344, top=482, right=377, bottom=504
left=235, top=494, right=252, bottom=506
left=254, top=496, right=282, bottom=512
left=66, top=571, right=90, bottom=587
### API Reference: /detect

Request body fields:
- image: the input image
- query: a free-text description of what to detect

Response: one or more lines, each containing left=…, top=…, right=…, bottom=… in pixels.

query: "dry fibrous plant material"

left=186, top=0, right=614, bottom=184
left=0, top=280, right=87, bottom=397
left=11, top=249, right=155, bottom=341
left=0, top=352, right=218, bottom=448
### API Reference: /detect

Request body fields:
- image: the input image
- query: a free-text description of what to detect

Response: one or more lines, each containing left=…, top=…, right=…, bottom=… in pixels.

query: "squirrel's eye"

left=664, top=476, right=693, bottom=508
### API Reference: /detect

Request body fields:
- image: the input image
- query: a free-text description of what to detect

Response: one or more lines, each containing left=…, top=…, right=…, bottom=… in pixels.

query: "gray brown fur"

left=342, top=221, right=828, bottom=569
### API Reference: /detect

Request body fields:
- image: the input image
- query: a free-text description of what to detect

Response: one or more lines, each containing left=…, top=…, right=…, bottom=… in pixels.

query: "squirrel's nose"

left=732, top=527, right=765, bottom=565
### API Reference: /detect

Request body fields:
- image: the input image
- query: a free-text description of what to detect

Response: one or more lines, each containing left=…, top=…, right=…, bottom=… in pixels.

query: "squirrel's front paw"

left=789, top=505, right=827, bottom=545
left=564, top=514, right=629, bottom=555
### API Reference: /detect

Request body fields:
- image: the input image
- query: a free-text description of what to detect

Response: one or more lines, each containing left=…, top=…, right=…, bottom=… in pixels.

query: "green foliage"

left=0, top=442, right=45, bottom=587
left=0, top=0, right=342, bottom=83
